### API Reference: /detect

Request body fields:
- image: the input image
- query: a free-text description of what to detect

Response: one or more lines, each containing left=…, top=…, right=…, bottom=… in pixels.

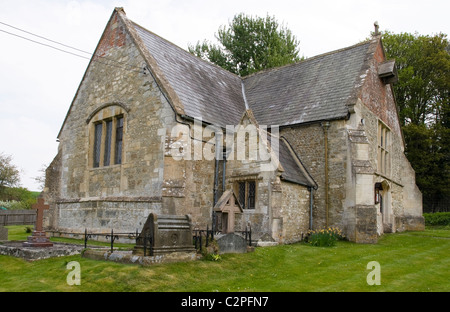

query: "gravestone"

left=216, top=233, right=249, bottom=254
left=134, top=213, right=196, bottom=256
left=22, top=198, right=53, bottom=247
left=0, top=226, right=7, bottom=241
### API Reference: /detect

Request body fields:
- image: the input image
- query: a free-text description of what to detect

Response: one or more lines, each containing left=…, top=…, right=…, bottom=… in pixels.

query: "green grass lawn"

left=0, top=226, right=449, bottom=292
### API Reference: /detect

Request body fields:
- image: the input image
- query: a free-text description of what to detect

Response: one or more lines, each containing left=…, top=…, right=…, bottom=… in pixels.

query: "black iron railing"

left=193, top=225, right=252, bottom=251
left=80, top=228, right=140, bottom=252
left=135, top=231, right=154, bottom=257
left=52, top=224, right=253, bottom=255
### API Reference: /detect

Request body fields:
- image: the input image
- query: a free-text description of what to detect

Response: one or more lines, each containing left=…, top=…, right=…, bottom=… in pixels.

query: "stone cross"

left=214, top=190, right=243, bottom=234
left=221, top=195, right=242, bottom=233
left=33, top=198, right=49, bottom=232
left=22, top=198, right=53, bottom=247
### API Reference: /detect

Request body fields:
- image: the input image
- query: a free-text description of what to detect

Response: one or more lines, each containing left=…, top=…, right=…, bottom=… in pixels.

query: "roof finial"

left=115, top=7, right=126, bottom=15
left=374, top=21, right=380, bottom=36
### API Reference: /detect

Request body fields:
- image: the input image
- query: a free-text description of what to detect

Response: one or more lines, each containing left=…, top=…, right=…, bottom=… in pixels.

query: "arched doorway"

left=375, top=180, right=392, bottom=233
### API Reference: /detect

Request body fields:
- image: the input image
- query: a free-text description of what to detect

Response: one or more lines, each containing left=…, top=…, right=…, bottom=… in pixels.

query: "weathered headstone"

left=134, top=213, right=195, bottom=256
left=216, top=233, right=249, bottom=254
left=22, top=198, right=53, bottom=247
left=0, top=225, right=8, bottom=241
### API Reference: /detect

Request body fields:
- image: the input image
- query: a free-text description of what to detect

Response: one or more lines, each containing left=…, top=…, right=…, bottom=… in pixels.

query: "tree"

left=188, top=13, right=301, bottom=76
left=382, top=31, right=449, bottom=126
left=0, top=152, right=21, bottom=193
left=382, top=31, right=450, bottom=212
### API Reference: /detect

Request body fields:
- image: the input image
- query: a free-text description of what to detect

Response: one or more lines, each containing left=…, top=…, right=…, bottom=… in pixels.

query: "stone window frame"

left=377, top=120, right=391, bottom=176
left=235, top=180, right=257, bottom=210
left=88, top=104, right=128, bottom=169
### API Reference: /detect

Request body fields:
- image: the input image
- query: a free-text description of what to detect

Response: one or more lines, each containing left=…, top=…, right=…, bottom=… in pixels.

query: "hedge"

left=423, top=212, right=450, bottom=226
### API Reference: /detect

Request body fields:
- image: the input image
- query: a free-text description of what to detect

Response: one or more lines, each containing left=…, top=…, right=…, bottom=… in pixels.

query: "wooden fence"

left=0, top=210, right=36, bottom=226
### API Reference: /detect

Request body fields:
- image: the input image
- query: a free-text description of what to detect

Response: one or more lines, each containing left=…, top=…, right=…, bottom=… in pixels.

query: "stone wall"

left=357, top=99, right=424, bottom=233
left=281, top=120, right=349, bottom=232
left=44, top=10, right=177, bottom=234
left=280, top=38, right=424, bottom=242
left=161, top=120, right=216, bottom=228
left=279, top=181, right=310, bottom=243
left=160, top=112, right=312, bottom=243
left=343, top=35, right=424, bottom=237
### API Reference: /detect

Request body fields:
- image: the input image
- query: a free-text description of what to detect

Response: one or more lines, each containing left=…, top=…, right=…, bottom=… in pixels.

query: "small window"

left=237, top=180, right=256, bottom=209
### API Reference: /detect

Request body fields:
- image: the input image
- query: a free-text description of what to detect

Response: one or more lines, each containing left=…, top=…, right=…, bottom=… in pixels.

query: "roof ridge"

left=242, top=39, right=372, bottom=80
left=131, top=16, right=372, bottom=86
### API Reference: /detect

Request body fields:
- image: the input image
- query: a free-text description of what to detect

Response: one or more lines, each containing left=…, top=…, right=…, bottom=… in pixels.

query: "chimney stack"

left=374, top=21, right=380, bottom=36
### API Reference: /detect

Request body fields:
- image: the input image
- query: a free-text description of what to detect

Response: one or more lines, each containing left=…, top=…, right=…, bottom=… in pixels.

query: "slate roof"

left=265, top=131, right=316, bottom=188
left=131, top=12, right=373, bottom=129
left=278, top=138, right=316, bottom=187
left=133, top=23, right=246, bottom=127
left=243, top=41, right=371, bottom=126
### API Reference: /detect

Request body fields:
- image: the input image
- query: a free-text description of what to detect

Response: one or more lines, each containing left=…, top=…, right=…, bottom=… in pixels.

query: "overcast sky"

left=0, top=0, right=449, bottom=191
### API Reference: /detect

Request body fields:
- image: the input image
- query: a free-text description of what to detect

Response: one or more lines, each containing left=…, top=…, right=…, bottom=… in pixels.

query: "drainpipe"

left=309, top=187, right=314, bottom=230
left=321, top=121, right=330, bottom=228
left=212, top=130, right=223, bottom=233
left=213, top=130, right=223, bottom=206
left=222, top=150, right=227, bottom=193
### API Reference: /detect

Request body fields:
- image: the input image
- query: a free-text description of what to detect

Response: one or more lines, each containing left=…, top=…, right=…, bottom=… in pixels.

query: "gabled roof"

left=132, top=22, right=246, bottom=127
left=124, top=9, right=374, bottom=128
left=243, top=41, right=372, bottom=126
left=59, top=8, right=376, bottom=138
left=237, top=110, right=317, bottom=188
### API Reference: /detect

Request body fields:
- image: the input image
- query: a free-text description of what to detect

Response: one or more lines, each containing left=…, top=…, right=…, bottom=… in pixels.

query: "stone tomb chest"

left=134, top=213, right=195, bottom=256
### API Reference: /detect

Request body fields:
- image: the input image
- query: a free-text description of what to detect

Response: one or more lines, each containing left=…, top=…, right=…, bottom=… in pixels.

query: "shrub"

left=0, top=200, right=27, bottom=210
left=307, top=227, right=345, bottom=247
left=423, top=212, right=450, bottom=226
left=0, top=198, right=37, bottom=210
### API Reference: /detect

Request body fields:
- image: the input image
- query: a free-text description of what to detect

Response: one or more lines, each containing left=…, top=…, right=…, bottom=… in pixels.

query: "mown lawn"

left=0, top=226, right=448, bottom=292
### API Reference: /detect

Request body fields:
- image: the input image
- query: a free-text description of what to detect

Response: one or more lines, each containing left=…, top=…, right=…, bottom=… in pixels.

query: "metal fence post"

left=84, top=228, right=88, bottom=249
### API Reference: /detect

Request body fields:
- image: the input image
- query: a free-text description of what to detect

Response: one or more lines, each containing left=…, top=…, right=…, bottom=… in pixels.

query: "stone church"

left=43, top=7, right=424, bottom=244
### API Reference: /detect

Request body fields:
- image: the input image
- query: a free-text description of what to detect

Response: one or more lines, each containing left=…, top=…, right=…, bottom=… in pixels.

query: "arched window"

left=88, top=104, right=127, bottom=168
